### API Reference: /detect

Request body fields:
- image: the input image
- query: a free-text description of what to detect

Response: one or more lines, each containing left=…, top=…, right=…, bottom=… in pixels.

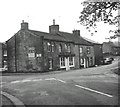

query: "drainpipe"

left=15, top=34, right=17, bottom=72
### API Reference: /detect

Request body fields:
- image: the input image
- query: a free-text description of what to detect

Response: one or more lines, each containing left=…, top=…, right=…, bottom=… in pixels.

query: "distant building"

left=6, top=20, right=95, bottom=72
left=103, top=41, right=120, bottom=56
left=2, top=43, right=7, bottom=68
left=82, top=37, right=103, bottom=65
left=0, top=43, right=7, bottom=68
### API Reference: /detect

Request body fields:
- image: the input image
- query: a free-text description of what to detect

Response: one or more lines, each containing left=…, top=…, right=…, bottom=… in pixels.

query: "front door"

left=65, top=57, right=70, bottom=70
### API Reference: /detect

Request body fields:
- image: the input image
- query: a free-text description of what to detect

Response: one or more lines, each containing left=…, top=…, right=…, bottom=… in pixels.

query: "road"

left=0, top=58, right=119, bottom=106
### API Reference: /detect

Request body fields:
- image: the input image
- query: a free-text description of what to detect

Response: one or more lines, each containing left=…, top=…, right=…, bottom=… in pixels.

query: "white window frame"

left=60, top=57, right=65, bottom=68
left=47, top=42, right=51, bottom=52
left=79, top=47, right=83, bottom=54
left=51, top=42, right=54, bottom=52
left=69, top=56, right=74, bottom=67
left=80, top=58, right=84, bottom=64
left=87, top=47, right=91, bottom=54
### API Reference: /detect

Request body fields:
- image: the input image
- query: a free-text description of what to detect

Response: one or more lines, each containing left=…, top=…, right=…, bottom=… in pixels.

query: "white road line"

left=11, top=81, right=21, bottom=84
left=45, top=78, right=56, bottom=80
left=75, top=85, right=113, bottom=98
left=21, top=79, right=32, bottom=83
left=0, top=82, right=6, bottom=84
left=32, top=79, right=42, bottom=82
left=56, top=79, right=66, bottom=83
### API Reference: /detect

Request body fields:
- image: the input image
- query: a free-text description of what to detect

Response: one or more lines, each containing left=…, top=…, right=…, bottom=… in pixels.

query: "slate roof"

left=57, top=32, right=93, bottom=45
left=27, top=30, right=93, bottom=46
left=81, top=36, right=102, bottom=45
left=103, top=42, right=120, bottom=48
left=28, top=30, right=68, bottom=42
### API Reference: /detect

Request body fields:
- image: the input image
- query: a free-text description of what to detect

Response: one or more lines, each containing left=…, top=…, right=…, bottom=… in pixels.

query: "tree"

left=79, top=0, right=120, bottom=38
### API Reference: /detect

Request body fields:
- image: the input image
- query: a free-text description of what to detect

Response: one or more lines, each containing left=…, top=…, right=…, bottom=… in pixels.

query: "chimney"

left=49, top=19, right=59, bottom=34
left=21, top=20, right=29, bottom=30
left=73, top=30, right=80, bottom=36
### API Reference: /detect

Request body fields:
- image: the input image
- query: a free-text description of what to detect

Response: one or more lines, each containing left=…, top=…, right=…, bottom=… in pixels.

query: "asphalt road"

left=0, top=58, right=119, bottom=106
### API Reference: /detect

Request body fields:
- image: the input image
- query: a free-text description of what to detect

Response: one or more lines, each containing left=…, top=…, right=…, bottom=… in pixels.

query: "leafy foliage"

left=79, top=0, right=120, bottom=37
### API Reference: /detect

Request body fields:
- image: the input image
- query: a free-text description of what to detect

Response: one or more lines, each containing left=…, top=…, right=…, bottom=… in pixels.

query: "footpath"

left=1, top=92, right=25, bottom=107
left=1, top=94, right=15, bottom=107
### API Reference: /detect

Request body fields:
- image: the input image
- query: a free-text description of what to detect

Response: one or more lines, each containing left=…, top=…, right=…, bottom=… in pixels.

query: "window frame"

left=86, top=47, right=91, bottom=54
left=60, top=57, right=65, bottom=68
left=80, top=58, right=84, bottom=64
left=51, top=42, right=55, bottom=52
left=65, top=43, right=71, bottom=52
left=47, top=42, right=51, bottom=52
left=79, top=47, right=83, bottom=54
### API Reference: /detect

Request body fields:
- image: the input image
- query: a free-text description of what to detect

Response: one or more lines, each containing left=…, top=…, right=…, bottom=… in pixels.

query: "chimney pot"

left=49, top=20, right=59, bottom=34
left=53, top=19, right=55, bottom=25
left=21, top=20, right=29, bottom=30
left=73, top=30, right=80, bottom=36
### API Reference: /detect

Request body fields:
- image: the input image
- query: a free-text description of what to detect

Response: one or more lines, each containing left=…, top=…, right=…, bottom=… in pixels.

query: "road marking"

left=11, top=81, right=21, bottom=84
left=32, top=79, right=42, bottom=82
left=56, top=79, right=66, bottom=83
left=75, top=85, right=113, bottom=98
left=21, top=79, right=32, bottom=83
left=45, top=78, right=56, bottom=80
left=0, top=82, right=6, bottom=84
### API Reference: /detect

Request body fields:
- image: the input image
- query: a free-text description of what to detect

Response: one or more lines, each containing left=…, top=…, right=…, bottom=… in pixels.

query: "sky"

left=0, top=0, right=118, bottom=43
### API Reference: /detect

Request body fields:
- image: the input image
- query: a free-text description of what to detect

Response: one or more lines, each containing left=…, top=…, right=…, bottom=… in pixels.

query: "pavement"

left=1, top=91, right=25, bottom=107
left=1, top=94, right=15, bottom=107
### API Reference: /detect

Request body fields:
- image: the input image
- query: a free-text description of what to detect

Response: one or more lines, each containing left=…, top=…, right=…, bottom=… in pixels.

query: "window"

left=51, top=42, right=54, bottom=52
left=65, top=44, right=67, bottom=50
left=47, top=42, right=51, bottom=52
left=60, top=57, right=65, bottom=68
left=43, top=42, right=47, bottom=51
left=49, top=59, right=53, bottom=70
left=80, top=58, right=84, bottom=64
left=28, top=47, right=35, bottom=58
left=87, top=47, right=91, bottom=54
left=79, top=47, right=83, bottom=54
left=69, top=56, right=74, bottom=66
left=47, top=42, right=55, bottom=52
left=67, top=44, right=71, bottom=52
left=89, top=57, right=93, bottom=66
left=59, top=44, right=62, bottom=52
left=65, top=44, right=71, bottom=52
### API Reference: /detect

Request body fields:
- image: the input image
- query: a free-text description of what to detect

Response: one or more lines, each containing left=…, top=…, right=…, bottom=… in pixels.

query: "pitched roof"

left=103, top=41, right=120, bottom=48
left=81, top=36, right=102, bottom=45
left=58, top=31, right=93, bottom=45
left=28, top=30, right=68, bottom=42
left=26, top=30, right=93, bottom=46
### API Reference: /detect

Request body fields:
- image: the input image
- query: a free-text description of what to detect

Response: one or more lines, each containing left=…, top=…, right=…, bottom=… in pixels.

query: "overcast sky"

left=0, top=0, right=117, bottom=43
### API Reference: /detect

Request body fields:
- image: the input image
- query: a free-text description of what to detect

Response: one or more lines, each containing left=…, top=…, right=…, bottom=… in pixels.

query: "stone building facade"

left=103, top=42, right=120, bottom=56
left=7, top=20, right=95, bottom=72
left=0, top=43, right=2, bottom=68
left=82, top=37, right=103, bottom=65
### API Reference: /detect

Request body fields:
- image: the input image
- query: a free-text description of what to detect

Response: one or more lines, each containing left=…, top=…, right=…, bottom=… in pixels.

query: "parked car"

left=0, top=66, right=8, bottom=72
left=103, top=57, right=113, bottom=65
